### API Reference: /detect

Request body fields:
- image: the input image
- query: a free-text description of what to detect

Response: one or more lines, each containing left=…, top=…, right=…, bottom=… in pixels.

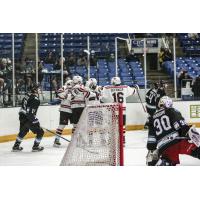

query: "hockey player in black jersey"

left=12, top=83, right=44, bottom=152
left=146, top=96, right=200, bottom=166
left=144, top=83, right=158, bottom=129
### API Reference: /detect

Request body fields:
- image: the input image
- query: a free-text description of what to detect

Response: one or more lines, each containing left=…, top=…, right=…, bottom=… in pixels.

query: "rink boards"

left=1, top=101, right=200, bottom=142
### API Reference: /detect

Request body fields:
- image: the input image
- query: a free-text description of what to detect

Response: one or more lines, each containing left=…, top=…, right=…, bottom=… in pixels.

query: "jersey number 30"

left=154, top=115, right=171, bottom=135
left=112, top=92, right=124, bottom=103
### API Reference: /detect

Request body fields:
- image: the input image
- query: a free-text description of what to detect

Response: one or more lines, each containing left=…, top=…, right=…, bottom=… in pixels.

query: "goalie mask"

left=73, top=75, right=83, bottom=85
left=111, top=77, right=121, bottom=86
left=158, top=96, right=173, bottom=109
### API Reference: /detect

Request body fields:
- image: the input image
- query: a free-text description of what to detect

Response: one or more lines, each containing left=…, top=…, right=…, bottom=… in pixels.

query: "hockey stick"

left=41, top=127, right=71, bottom=142
left=135, top=85, right=147, bottom=113
left=42, top=126, right=99, bottom=154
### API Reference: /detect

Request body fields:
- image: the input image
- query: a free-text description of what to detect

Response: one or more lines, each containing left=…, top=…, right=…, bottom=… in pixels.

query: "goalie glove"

left=187, top=126, right=200, bottom=147
left=146, top=149, right=159, bottom=166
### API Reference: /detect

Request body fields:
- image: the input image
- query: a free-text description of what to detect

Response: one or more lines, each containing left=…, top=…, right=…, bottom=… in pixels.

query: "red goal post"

left=60, top=103, right=124, bottom=166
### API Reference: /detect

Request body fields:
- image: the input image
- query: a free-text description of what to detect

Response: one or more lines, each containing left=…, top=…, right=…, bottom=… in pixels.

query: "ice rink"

left=1, top=130, right=200, bottom=166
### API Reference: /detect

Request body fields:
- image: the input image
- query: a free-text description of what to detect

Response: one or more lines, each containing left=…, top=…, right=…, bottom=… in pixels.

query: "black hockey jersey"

left=145, top=88, right=157, bottom=110
left=147, top=107, right=190, bottom=153
left=19, top=93, right=40, bottom=122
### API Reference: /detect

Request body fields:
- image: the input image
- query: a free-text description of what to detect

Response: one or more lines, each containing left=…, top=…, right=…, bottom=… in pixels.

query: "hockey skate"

left=32, top=144, right=44, bottom=152
left=12, top=145, right=23, bottom=152
left=53, top=138, right=61, bottom=147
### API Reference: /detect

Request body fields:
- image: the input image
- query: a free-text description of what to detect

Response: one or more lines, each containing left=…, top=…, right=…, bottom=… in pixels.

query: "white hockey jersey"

left=101, top=85, right=136, bottom=113
left=71, top=84, right=90, bottom=109
left=85, top=86, right=102, bottom=105
left=57, top=86, right=72, bottom=113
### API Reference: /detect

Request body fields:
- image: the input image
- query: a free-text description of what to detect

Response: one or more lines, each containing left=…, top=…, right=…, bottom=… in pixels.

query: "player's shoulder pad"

left=166, top=107, right=180, bottom=115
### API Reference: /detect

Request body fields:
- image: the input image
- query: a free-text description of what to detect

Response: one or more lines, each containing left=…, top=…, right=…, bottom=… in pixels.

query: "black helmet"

left=30, top=83, right=40, bottom=93
left=153, top=82, right=158, bottom=89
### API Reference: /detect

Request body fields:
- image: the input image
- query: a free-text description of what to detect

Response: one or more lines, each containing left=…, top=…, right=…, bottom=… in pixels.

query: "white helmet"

left=111, top=77, right=121, bottom=85
left=158, top=96, right=173, bottom=108
left=65, top=79, right=73, bottom=88
left=73, top=75, right=83, bottom=84
left=88, top=78, right=97, bottom=89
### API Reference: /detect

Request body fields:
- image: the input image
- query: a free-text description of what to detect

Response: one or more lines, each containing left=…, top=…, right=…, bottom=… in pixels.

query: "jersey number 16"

left=112, top=92, right=124, bottom=103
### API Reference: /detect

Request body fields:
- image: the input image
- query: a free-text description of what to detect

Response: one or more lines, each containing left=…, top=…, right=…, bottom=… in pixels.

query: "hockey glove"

left=32, top=118, right=40, bottom=126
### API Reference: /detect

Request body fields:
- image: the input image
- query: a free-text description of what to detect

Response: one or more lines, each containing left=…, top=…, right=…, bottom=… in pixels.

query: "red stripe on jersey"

left=78, top=87, right=86, bottom=92
left=104, top=85, right=128, bottom=89
left=61, top=105, right=71, bottom=108
left=85, top=91, right=90, bottom=98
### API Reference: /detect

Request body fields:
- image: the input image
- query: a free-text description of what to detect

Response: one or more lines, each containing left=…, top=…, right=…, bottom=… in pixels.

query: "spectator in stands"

left=178, top=69, right=192, bottom=87
left=21, top=57, right=34, bottom=91
left=24, top=57, right=34, bottom=72
left=163, top=48, right=172, bottom=62
left=192, top=75, right=200, bottom=100
left=107, top=53, right=115, bottom=62
left=67, top=52, right=76, bottom=66
left=0, top=58, right=12, bottom=105
left=77, top=53, right=87, bottom=66
left=52, top=75, right=59, bottom=93
left=44, top=51, right=56, bottom=64
left=188, top=33, right=199, bottom=40
left=126, top=49, right=138, bottom=62
left=55, top=57, right=65, bottom=70
left=158, top=47, right=165, bottom=70
left=178, top=69, right=192, bottom=97
left=90, top=50, right=97, bottom=66
left=0, top=77, right=4, bottom=94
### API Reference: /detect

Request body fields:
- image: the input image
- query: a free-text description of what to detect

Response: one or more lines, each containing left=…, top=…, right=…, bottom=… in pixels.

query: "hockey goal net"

left=60, top=103, right=124, bottom=166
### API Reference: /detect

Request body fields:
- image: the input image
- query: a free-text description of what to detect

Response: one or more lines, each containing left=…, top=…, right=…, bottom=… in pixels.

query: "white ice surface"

left=1, top=130, right=200, bottom=166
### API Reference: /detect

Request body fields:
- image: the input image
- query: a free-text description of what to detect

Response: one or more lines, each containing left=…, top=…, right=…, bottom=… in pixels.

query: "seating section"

left=41, top=58, right=145, bottom=90
left=177, top=33, right=200, bottom=56
left=0, top=33, right=25, bottom=59
left=39, top=33, right=135, bottom=58
left=163, top=57, right=200, bottom=80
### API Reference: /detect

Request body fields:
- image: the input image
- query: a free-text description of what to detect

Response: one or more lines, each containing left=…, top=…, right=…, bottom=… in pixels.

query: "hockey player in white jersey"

left=101, top=76, right=137, bottom=144
left=54, top=79, right=73, bottom=147
left=85, top=78, right=102, bottom=105
left=71, top=76, right=90, bottom=133
left=85, top=78, right=108, bottom=145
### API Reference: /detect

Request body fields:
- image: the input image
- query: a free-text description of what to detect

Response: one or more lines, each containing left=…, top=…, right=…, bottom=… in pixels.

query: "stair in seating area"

left=147, top=70, right=175, bottom=97
left=22, top=33, right=37, bottom=62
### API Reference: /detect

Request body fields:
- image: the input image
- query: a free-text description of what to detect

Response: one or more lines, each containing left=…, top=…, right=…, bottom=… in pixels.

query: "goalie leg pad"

left=146, top=150, right=159, bottom=166
left=156, top=158, right=174, bottom=166
left=188, top=126, right=200, bottom=147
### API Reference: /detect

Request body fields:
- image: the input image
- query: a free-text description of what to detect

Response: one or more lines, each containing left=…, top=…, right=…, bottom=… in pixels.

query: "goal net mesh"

left=60, top=103, right=123, bottom=166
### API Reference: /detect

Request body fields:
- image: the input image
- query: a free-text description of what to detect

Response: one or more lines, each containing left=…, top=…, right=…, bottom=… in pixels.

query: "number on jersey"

left=112, top=92, right=124, bottom=103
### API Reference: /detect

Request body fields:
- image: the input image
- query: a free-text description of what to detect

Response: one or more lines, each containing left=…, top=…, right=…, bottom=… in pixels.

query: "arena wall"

left=1, top=101, right=200, bottom=142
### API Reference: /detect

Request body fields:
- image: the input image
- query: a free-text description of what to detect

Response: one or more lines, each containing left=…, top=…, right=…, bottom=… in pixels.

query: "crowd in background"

left=1, top=45, right=200, bottom=107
